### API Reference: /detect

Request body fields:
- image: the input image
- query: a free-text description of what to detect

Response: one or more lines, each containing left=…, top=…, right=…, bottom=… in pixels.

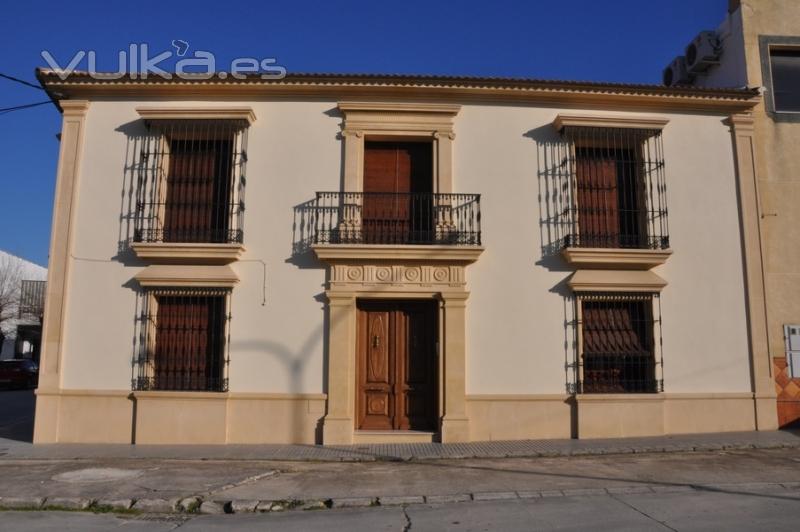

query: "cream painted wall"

left=59, top=98, right=752, bottom=398
left=456, top=106, right=750, bottom=394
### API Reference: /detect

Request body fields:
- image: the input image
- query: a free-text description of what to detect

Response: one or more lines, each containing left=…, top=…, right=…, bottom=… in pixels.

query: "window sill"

left=131, top=242, right=245, bottom=265
left=562, top=247, right=672, bottom=270
left=132, top=390, right=229, bottom=400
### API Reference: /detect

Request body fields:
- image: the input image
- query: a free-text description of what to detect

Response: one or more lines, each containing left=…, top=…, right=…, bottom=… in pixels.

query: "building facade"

left=32, top=69, right=778, bottom=444
left=0, top=251, right=47, bottom=361
left=664, top=0, right=800, bottom=427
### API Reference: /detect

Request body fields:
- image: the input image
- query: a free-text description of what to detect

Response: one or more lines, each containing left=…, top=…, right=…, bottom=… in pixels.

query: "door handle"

left=373, top=335, right=380, bottom=348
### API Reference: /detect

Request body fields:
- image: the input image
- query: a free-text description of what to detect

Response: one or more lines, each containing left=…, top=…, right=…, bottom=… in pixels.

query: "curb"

left=1, top=482, right=797, bottom=516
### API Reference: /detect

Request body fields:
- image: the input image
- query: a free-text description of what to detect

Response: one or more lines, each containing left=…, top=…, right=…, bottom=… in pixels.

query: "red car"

left=0, top=359, right=38, bottom=389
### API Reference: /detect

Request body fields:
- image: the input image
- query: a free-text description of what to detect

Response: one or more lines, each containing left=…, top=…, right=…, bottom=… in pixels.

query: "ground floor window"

left=577, top=292, right=661, bottom=393
left=134, top=288, right=230, bottom=392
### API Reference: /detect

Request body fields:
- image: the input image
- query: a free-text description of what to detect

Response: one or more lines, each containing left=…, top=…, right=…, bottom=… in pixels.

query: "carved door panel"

left=356, top=300, right=437, bottom=431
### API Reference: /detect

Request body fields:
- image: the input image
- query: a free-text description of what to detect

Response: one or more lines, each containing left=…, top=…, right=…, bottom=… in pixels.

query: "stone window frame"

left=338, top=102, right=460, bottom=194
left=759, top=35, right=800, bottom=123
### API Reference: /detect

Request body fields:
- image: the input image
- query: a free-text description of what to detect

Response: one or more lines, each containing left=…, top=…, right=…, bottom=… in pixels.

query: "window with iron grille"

left=562, top=127, right=669, bottom=250
left=134, top=120, right=248, bottom=244
left=577, top=292, right=662, bottom=394
left=133, top=288, right=231, bottom=392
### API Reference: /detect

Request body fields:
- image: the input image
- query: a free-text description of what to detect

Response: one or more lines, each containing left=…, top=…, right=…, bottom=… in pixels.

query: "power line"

left=0, top=73, right=45, bottom=91
left=0, top=101, right=53, bottom=116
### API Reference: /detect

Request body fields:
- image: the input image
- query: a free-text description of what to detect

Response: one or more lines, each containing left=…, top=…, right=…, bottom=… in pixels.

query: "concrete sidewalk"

left=0, top=444, right=798, bottom=517
left=1, top=427, right=798, bottom=518
left=1, top=429, right=798, bottom=462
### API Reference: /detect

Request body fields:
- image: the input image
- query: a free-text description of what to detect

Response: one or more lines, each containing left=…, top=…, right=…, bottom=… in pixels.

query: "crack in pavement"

left=401, top=505, right=412, bottom=532
left=205, top=470, right=279, bottom=497
left=608, top=493, right=677, bottom=531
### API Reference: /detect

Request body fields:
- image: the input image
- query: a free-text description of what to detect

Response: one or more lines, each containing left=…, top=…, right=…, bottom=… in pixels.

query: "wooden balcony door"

left=362, top=141, right=433, bottom=244
left=356, top=300, right=438, bottom=431
left=163, top=138, right=233, bottom=243
left=575, top=147, right=644, bottom=248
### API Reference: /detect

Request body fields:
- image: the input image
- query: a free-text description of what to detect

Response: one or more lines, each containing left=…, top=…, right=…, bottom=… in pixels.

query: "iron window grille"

left=575, top=292, right=663, bottom=394
left=133, top=119, right=248, bottom=244
left=310, top=191, right=481, bottom=246
left=561, top=127, right=669, bottom=250
left=133, top=287, right=231, bottom=392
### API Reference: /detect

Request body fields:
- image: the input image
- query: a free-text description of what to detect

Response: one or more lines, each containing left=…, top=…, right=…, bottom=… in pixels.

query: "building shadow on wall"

left=524, top=124, right=574, bottom=265
left=114, top=119, right=153, bottom=266
left=228, top=291, right=336, bottom=444
left=525, top=125, right=580, bottom=436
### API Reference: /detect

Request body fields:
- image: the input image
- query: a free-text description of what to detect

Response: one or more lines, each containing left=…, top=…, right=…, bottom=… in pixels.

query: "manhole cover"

left=52, top=467, right=144, bottom=483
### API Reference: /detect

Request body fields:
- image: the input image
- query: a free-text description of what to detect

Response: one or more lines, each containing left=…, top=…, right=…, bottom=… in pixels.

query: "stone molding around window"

left=562, top=248, right=673, bottom=270
left=758, top=35, right=800, bottom=122
left=338, top=101, right=460, bottom=194
left=134, top=265, right=239, bottom=288
left=552, top=114, right=669, bottom=132
left=135, top=106, right=257, bottom=124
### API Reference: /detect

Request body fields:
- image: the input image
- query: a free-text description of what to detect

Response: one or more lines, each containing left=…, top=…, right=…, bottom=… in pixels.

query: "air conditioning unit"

left=663, top=56, right=693, bottom=86
left=685, top=31, right=721, bottom=73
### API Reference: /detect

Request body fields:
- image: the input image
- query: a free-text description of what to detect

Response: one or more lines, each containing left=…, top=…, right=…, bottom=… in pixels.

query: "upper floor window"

left=562, top=127, right=669, bottom=250
left=769, top=48, right=800, bottom=113
left=134, top=120, right=248, bottom=244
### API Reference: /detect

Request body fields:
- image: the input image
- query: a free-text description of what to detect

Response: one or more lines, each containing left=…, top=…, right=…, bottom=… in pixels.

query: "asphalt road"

left=0, top=389, right=34, bottom=443
left=3, top=487, right=800, bottom=532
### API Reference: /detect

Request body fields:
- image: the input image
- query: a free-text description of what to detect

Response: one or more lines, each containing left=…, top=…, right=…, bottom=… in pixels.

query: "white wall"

left=59, top=98, right=752, bottom=396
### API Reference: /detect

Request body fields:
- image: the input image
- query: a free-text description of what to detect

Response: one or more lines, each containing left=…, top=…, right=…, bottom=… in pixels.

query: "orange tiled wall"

left=774, top=357, right=800, bottom=428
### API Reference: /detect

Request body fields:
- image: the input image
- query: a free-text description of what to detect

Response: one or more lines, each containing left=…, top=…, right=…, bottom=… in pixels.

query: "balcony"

left=310, top=192, right=481, bottom=246
left=18, top=280, right=46, bottom=321
left=131, top=200, right=245, bottom=264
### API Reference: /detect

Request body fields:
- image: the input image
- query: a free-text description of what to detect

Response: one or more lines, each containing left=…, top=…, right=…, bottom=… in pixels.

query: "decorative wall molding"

left=329, top=263, right=467, bottom=290
left=553, top=114, right=669, bottom=131
left=134, top=264, right=239, bottom=288
left=136, top=106, right=256, bottom=123
left=562, top=248, right=672, bottom=270
left=568, top=269, right=667, bottom=293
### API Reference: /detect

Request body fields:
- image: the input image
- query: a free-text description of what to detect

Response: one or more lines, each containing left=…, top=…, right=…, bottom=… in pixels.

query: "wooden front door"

left=356, top=300, right=438, bottom=431
left=362, top=142, right=433, bottom=244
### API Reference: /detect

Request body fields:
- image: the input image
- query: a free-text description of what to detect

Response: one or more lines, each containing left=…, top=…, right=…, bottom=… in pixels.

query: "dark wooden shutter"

left=154, top=294, right=226, bottom=391
left=362, top=142, right=432, bottom=244
left=582, top=299, right=655, bottom=393
left=575, top=146, right=644, bottom=248
left=163, top=139, right=233, bottom=243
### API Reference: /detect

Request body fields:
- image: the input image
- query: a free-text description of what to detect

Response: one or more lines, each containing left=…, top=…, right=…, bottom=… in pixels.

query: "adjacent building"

left=663, top=0, right=800, bottom=427
left=0, top=250, right=47, bottom=361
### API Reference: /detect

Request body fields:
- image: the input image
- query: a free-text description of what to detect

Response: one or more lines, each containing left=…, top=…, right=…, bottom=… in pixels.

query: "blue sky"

left=0, top=0, right=727, bottom=267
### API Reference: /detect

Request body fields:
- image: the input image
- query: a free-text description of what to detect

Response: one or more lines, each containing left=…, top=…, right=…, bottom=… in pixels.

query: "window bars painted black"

left=133, top=120, right=248, bottom=244
left=133, top=288, right=231, bottom=392
left=310, top=192, right=481, bottom=246
left=576, top=292, right=662, bottom=394
left=561, top=127, right=669, bottom=250
left=18, top=280, right=46, bottom=319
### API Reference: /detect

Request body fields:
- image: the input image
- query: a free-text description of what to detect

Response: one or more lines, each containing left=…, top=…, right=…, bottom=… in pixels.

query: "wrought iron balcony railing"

left=310, top=192, right=481, bottom=246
